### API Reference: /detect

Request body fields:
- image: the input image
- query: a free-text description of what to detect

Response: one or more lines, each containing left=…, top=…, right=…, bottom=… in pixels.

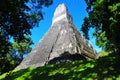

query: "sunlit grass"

left=98, top=51, right=111, bottom=57
left=0, top=52, right=120, bottom=80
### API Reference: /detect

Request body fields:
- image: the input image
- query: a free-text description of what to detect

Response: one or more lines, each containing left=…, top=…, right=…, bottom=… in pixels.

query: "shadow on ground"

left=0, top=53, right=120, bottom=80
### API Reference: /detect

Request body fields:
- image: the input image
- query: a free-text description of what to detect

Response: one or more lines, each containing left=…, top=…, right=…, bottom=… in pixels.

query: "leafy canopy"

left=0, top=0, right=53, bottom=74
left=82, top=0, right=120, bottom=52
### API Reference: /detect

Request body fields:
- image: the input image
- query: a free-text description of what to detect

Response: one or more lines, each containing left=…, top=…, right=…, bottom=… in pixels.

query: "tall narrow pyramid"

left=16, top=4, right=97, bottom=69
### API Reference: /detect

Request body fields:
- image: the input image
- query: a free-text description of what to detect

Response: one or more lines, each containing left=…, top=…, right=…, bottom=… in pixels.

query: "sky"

left=31, top=0, right=102, bottom=53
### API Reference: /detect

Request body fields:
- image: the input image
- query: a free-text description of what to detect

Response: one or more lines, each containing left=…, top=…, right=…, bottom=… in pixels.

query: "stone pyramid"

left=16, top=3, right=97, bottom=69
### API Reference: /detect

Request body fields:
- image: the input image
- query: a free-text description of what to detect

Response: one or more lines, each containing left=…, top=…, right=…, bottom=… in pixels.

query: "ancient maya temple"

left=16, top=3, right=97, bottom=69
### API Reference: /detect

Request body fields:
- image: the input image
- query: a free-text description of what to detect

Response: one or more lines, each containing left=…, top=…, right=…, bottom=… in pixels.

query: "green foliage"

left=96, top=31, right=107, bottom=49
left=0, top=0, right=53, bottom=74
left=12, top=36, right=33, bottom=60
left=0, top=36, right=33, bottom=74
left=98, top=51, right=111, bottom=57
left=0, top=52, right=120, bottom=80
left=82, top=0, right=120, bottom=52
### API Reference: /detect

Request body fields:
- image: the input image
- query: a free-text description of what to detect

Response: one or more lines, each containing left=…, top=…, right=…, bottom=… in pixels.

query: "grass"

left=98, top=51, right=111, bottom=57
left=0, top=52, right=120, bottom=80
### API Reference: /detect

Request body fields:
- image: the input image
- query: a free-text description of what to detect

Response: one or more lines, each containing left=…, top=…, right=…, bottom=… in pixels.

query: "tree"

left=12, top=35, right=33, bottom=62
left=82, top=0, right=120, bottom=53
left=0, top=35, right=33, bottom=74
left=0, top=0, right=53, bottom=74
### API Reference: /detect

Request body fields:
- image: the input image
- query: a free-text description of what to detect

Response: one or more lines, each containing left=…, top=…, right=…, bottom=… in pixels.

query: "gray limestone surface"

left=16, top=3, right=97, bottom=69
